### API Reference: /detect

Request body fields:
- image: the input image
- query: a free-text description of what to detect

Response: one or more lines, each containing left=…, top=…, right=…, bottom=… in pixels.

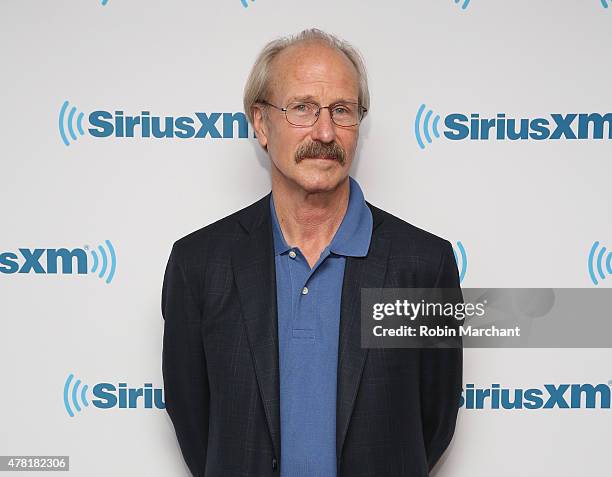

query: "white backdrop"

left=1, top=1, right=611, bottom=476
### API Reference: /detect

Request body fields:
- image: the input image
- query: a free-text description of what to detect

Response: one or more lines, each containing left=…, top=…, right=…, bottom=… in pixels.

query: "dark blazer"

left=162, top=192, right=462, bottom=477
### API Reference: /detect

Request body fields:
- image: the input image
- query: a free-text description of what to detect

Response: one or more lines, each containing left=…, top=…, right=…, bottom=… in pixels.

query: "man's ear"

left=252, top=104, right=269, bottom=152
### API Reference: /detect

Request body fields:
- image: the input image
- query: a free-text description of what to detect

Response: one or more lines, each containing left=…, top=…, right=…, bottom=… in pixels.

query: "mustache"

left=295, top=141, right=346, bottom=165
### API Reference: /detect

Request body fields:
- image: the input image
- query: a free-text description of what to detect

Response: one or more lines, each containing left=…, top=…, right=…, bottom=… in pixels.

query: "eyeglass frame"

left=257, top=99, right=368, bottom=127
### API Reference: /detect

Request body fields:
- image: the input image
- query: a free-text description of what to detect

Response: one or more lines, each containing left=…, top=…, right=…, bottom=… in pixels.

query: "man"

left=162, top=28, right=462, bottom=477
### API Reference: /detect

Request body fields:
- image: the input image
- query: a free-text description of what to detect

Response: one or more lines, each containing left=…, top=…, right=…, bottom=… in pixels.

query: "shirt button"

left=289, top=250, right=297, bottom=259
left=272, top=457, right=278, bottom=471
left=302, top=286, right=309, bottom=295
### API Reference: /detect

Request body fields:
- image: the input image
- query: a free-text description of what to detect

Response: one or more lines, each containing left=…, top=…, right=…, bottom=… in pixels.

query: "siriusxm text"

left=461, top=383, right=612, bottom=409
left=0, top=248, right=87, bottom=274
left=445, top=113, right=612, bottom=140
left=92, top=383, right=165, bottom=409
left=89, top=110, right=252, bottom=138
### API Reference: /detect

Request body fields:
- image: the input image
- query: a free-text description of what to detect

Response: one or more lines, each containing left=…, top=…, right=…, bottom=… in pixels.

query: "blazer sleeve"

left=162, top=244, right=209, bottom=477
left=420, top=240, right=463, bottom=472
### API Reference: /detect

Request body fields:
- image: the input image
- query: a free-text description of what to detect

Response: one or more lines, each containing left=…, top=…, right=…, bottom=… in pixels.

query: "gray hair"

left=243, top=28, right=370, bottom=125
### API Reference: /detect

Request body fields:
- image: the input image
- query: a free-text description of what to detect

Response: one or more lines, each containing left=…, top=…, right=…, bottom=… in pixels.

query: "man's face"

left=253, top=41, right=361, bottom=194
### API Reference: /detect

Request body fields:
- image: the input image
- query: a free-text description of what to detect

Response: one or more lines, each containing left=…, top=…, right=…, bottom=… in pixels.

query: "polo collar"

left=269, top=176, right=373, bottom=258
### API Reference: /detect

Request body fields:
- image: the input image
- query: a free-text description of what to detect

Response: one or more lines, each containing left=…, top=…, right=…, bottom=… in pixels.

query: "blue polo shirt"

left=270, top=176, right=373, bottom=477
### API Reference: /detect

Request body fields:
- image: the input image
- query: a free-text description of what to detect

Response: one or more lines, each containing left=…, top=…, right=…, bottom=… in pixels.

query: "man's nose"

left=310, top=107, right=336, bottom=143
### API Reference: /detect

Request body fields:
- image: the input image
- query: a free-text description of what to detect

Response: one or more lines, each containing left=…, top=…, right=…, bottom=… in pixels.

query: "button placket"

left=290, top=248, right=312, bottom=336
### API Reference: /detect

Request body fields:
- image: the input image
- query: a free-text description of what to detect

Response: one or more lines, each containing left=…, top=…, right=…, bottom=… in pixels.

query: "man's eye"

left=333, top=105, right=354, bottom=115
left=291, top=103, right=311, bottom=112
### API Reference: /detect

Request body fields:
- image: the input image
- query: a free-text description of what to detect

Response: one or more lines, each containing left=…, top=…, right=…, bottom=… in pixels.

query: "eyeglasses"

left=259, top=100, right=367, bottom=127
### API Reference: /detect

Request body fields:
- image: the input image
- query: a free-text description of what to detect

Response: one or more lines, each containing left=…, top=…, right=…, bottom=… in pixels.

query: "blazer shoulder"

left=367, top=202, right=453, bottom=258
left=170, top=193, right=270, bottom=261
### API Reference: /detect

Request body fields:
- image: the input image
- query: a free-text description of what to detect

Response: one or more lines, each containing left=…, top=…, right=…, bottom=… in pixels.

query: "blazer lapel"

left=231, top=194, right=281, bottom=463
left=336, top=213, right=390, bottom=462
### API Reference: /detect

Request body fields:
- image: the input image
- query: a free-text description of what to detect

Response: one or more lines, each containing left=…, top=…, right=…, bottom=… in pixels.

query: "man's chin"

left=292, top=173, right=349, bottom=195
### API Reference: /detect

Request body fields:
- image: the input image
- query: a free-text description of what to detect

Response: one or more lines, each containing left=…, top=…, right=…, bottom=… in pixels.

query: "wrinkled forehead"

left=268, top=41, right=360, bottom=105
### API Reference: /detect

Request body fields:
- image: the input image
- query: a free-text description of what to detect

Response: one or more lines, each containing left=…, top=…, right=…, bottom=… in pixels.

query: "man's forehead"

left=269, top=42, right=359, bottom=102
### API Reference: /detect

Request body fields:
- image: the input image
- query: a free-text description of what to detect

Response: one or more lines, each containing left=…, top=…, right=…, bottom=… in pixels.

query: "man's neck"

left=271, top=172, right=350, bottom=268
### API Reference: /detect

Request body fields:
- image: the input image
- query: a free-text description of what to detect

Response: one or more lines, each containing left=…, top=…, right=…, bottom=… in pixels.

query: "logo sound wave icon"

left=240, top=0, right=255, bottom=7
left=452, top=241, right=468, bottom=284
left=454, top=0, right=471, bottom=9
left=85, top=240, right=117, bottom=284
left=101, top=0, right=109, bottom=5
left=588, top=241, right=612, bottom=286
left=415, top=104, right=441, bottom=150
left=59, top=100, right=85, bottom=146
left=601, top=0, right=609, bottom=9
left=64, top=373, right=89, bottom=417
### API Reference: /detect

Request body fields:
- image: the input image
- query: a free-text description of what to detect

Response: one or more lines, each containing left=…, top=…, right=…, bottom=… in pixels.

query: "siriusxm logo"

left=63, top=374, right=165, bottom=417
left=415, top=104, right=612, bottom=149
left=452, top=241, right=467, bottom=284
left=0, top=240, right=116, bottom=284
left=453, top=0, right=470, bottom=10
left=447, top=0, right=604, bottom=11
left=59, top=100, right=252, bottom=146
left=461, top=383, right=612, bottom=410
left=588, top=241, right=612, bottom=286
